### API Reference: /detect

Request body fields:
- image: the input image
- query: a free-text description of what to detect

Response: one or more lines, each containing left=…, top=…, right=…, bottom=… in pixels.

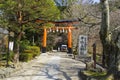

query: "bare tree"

left=100, top=0, right=120, bottom=79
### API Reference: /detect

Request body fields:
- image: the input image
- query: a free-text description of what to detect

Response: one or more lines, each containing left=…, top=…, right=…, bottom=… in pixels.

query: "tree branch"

left=78, top=17, right=101, bottom=27
left=88, top=12, right=101, bottom=19
left=110, top=26, right=120, bottom=33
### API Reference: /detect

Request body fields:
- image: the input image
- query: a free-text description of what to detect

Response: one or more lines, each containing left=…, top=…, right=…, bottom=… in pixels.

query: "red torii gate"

left=36, top=19, right=78, bottom=53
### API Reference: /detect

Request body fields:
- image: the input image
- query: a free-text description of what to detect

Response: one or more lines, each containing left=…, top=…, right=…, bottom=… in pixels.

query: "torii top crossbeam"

left=35, top=18, right=79, bottom=25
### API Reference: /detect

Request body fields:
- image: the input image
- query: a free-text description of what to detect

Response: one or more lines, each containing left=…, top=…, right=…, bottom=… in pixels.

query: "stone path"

left=1, top=52, right=86, bottom=80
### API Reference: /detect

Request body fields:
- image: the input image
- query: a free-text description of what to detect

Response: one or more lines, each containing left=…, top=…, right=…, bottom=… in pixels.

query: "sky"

left=93, top=0, right=100, bottom=3
left=54, top=0, right=100, bottom=6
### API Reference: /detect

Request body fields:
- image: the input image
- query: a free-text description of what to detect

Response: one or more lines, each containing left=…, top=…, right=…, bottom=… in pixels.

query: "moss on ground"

left=83, top=70, right=116, bottom=80
left=83, top=70, right=107, bottom=77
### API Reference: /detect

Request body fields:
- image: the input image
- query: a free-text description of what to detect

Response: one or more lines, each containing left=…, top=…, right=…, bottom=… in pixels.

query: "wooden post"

left=92, top=43, right=96, bottom=68
left=42, top=28, right=47, bottom=53
left=67, top=28, right=72, bottom=54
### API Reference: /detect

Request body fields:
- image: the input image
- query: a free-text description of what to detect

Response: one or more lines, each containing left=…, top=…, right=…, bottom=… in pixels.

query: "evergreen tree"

left=0, top=0, right=60, bottom=64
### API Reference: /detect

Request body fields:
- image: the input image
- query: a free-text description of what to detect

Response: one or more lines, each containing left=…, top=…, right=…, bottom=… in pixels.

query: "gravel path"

left=2, top=52, right=86, bottom=80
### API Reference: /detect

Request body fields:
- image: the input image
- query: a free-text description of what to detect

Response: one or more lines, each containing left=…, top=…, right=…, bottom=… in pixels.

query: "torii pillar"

left=42, top=28, right=47, bottom=53
left=67, top=27, right=72, bottom=54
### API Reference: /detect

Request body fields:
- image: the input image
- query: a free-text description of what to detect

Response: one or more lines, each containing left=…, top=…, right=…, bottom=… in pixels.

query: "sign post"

left=78, top=35, right=88, bottom=56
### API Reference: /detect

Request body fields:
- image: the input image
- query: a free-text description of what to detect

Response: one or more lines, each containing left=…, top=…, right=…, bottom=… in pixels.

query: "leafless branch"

left=78, top=17, right=101, bottom=27
left=88, top=12, right=101, bottom=19
left=111, top=26, right=120, bottom=32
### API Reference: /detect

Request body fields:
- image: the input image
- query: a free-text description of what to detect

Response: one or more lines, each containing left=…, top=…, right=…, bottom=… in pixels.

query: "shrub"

left=20, top=46, right=40, bottom=61
left=1, top=51, right=14, bottom=61
left=20, top=53, right=33, bottom=62
left=20, top=40, right=30, bottom=52
left=9, top=51, right=14, bottom=61
left=73, top=51, right=78, bottom=55
left=27, top=46, right=40, bottom=57
left=23, top=50, right=34, bottom=53
left=47, top=45, right=53, bottom=51
left=0, top=54, right=2, bottom=60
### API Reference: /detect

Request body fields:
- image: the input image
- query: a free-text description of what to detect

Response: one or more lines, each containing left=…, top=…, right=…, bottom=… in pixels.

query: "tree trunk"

left=14, top=10, right=23, bottom=66
left=100, top=0, right=110, bottom=67
left=100, top=0, right=120, bottom=79
left=14, top=32, right=22, bottom=62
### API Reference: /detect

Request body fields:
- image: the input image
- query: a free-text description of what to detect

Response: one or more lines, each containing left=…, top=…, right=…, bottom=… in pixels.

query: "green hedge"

left=20, top=46, right=40, bottom=62
left=20, top=53, right=33, bottom=62
left=27, top=46, right=40, bottom=57
left=23, top=50, right=33, bottom=53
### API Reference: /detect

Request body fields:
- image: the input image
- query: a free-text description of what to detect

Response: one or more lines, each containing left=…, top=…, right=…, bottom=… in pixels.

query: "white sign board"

left=9, top=42, right=14, bottom=51
left=78, top=35, right=88, bottom=56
